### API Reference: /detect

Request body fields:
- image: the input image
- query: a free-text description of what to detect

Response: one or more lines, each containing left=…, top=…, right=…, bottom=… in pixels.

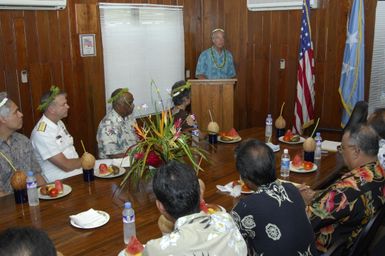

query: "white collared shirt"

left=31, top=115, right=82, bottom=182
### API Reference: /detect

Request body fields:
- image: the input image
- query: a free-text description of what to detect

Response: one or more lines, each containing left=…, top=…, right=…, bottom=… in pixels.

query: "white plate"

left=266, top=142, right=280, bottom=152
left=206, top=204, right=226, bottom=213
left=289, top=161, right=318, bottom=173
left=218, top=136, right=242, bottom=144
left=228, top=181, right=255, bottom=194
left=278, top=136, right=306, bottom=144
left=70, top=210, right=110, bottom=229
left=94, top=166, right=126, bottom=178
left=38, top=184, right=72, bottom=200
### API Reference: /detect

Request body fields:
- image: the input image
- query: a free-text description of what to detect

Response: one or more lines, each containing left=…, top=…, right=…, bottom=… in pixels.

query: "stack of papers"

left=321, top=140, right=341, bottom=152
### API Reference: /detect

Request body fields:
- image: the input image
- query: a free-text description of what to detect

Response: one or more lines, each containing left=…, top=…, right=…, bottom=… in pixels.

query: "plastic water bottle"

left=265, top=114, right=273, bottom=142
left=123, top=202, right=136, bottom=244
left=280, top=149, right=290, bottom=178
left=315, top=132, right=322, bottom=160
left=26, top=171, right=39, bottom=206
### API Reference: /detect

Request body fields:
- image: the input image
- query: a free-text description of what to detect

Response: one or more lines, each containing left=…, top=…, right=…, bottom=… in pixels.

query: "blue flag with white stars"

left=338, top=0, right=365, bottom=128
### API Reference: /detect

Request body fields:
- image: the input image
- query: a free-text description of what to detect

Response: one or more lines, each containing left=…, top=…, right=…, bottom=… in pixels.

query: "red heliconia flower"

left=146, top=151, right=163, bottom=167
left=134, top=152, right=144, bottom=160
left=174, top=118, right=182, bottom=129
left=325, top=191, right=336, bottom=213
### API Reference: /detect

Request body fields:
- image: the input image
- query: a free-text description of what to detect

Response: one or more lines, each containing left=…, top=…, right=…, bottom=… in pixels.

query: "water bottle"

left=280, top=149, right=290, bottom=178
left=265, top=114, right=273, bottom=143
left=26, top=171, right=39, bottom=206
left=123, top=202, right=136, bottom=244
left=314, top=132, right=322, bottom=160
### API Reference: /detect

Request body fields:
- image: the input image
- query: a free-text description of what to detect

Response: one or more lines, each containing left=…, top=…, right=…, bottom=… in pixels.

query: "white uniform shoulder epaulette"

left=37, top=122, right=47, bottom=132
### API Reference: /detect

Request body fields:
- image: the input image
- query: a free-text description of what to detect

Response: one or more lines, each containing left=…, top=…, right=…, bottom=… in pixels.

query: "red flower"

left=134, top=152, right=144, bottom=160
left=358, top=169, right=374, bottom=183
left=174, top=118, right=182, bottom=129
left=325, top=191, right=336, bottom=213
left=146, top=151, right=163, bottom=167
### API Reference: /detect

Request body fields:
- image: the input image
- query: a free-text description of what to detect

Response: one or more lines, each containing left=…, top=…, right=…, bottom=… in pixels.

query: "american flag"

left=293, top=0, right=315, bottom=135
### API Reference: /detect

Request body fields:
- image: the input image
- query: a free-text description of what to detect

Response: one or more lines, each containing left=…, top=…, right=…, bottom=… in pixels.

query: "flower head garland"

left=107, top=88, right=129, bottom=104
left=37, top=85, right=60, bottom=112
left=171, top=82, right=191, bottom=97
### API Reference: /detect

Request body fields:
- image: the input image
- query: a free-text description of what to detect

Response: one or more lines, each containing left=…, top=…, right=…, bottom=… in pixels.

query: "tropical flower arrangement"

left=120, top=82, right=207, bottom=188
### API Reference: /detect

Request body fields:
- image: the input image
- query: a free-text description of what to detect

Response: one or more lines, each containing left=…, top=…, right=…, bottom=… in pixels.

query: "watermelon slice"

left=220, top=128, right=240, bottom=140
left=126, top=236, right=144, bottom=255
left=292, top=154, right=303, bottom=168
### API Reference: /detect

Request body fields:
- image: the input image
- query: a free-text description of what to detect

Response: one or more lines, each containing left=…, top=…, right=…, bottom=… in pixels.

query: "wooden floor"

left=0, top=127, right=345, bottom=255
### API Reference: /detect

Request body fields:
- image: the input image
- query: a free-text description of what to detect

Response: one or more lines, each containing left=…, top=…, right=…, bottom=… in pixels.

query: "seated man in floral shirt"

left=302, top=123, right=385, bottom=253
left=96, top=88, right=137, bottom=159
left=231, top=139, right=318, bottom=256
left=143, top=160, right=247, bottom=256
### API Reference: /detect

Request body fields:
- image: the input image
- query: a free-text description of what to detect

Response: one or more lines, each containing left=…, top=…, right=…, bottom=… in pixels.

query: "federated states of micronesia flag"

left=339, top=0, right=365, bottom=128
left=293, top=0, right=315, bottom=135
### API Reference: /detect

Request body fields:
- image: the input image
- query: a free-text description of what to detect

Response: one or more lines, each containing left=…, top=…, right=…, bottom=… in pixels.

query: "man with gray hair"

left=31, top=86, right=83, bottom=182
left=0, top=92, right=44, bottom=196
left=302, top=123, right=385, bottom=254
left=195, top=28, right=236, bottom=79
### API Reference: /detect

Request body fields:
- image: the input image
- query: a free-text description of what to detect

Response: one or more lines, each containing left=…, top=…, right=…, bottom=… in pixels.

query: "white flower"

left=265, top=223, right=281, bottom=241
left=159, top=232, right=181, bottom=250
left=241, top=215, right=256, bottom=229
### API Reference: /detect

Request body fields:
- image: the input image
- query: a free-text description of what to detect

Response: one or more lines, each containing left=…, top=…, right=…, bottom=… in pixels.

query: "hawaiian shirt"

left=96, top=109, right=137, bottom=158
left=307, top=162, right=385, bottom=253
left=0, top=132, right=41, bottom=194
left=195, top=47, right=236, bottom=79
left=231, top=180, right=319, bottom=256
left=378, top=139, right=385, bottom=169
left=31, top=115, right=82, bottom=182
left=143, top=211, right=247, bottom=256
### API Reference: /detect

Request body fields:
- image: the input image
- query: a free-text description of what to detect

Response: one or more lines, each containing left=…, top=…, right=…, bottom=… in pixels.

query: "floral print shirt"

left=231, top=180, right=318, bottom=256
left=96, top=109, right=137, bottom=158
left=143, top=211, right=247, bottom=256
left=307, top=162, right=385, bottom=253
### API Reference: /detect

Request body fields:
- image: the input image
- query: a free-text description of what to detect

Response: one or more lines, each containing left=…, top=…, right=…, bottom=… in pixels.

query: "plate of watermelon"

left=118, top=236, right=144, bottom=256
left=278, top=130, right=305, bottom=144
left=218, top=128, right=242, bottom=143
left=290, top=154, right=317, bottom=173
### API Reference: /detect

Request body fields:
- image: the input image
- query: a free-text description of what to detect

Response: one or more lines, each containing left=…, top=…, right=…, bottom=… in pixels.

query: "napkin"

left=70, top=209, right=106, bottom=228
left=321, top=140, right=341, bottom=152
left=216, top=182, right=242, bottom=197
left=266, top=142, right=280, bottom=152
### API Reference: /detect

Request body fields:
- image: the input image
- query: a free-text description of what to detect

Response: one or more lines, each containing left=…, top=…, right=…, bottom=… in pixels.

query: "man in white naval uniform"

left=31, top=86, right=82, bottom=182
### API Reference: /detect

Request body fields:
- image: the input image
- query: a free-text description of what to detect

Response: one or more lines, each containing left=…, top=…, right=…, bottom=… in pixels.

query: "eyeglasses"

left=337, top=144, right=356, bottom=154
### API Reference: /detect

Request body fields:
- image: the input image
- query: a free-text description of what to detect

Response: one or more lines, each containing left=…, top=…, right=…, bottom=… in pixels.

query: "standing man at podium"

left=195, top=28, right=236, bottom=79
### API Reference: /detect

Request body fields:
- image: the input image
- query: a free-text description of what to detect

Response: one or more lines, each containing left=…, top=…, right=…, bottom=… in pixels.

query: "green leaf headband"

left=37, top=85, right=60, bottom=112
left=108, top=88, right=129, bottom=104
left=171, top=82, right=191, bottom=97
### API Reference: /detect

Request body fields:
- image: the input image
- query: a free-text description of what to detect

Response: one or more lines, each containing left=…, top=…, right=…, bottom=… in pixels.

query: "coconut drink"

left=275, top=102, right=286, bottom=138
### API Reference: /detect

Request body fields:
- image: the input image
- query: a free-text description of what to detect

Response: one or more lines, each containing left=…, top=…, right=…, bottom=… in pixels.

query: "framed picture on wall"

left=79, top=34, right=96, bottom=57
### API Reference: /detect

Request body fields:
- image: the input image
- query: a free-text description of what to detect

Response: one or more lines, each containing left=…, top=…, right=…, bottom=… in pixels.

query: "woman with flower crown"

left=170, top=80, right=197, bottom=131
left=195, top=28, right=236, bottom=79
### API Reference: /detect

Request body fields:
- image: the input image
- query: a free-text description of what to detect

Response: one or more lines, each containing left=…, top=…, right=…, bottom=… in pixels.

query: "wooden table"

left=0, top=127, right=344, bottom=256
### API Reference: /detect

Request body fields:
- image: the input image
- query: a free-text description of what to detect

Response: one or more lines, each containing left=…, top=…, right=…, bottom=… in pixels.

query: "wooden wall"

left=0, top=0, right=378, bottom=155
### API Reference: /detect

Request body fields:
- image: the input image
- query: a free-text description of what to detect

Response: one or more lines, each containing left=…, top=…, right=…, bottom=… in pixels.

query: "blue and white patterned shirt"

left=195, top=47, right=236, bottom=79
left=96, top=109, right=137, bottom=159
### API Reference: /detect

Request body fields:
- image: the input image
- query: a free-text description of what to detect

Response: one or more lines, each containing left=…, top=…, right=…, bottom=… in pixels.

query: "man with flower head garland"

left=195, top=28, right=236, bottom=79
left=96, top=88, right=137, bottom=158
left=31, top=86, right=83, bottom=182
left=301, top=123, right=385, bottom=254
left=0, top=92, right=45, bottom=196
left=171, top=81, right=198, bottom=131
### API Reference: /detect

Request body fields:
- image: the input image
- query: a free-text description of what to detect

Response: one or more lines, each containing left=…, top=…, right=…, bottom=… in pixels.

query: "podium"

left=188, top=79, right=237, bottom=132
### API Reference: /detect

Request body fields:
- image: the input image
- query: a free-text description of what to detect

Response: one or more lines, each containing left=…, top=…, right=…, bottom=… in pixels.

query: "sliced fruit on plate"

left=283, top=130, right=300, bottom=142
left=292, top=154, right=303, bottom=168
left=232, top=180, right=251, bottom=192
left=99, top=163, right=112, bottom=176
left=303, top=161, right=314, bottom=170
left=220, top=128, right=240, bottom=141
left=125, top=236, right=144, bottom=255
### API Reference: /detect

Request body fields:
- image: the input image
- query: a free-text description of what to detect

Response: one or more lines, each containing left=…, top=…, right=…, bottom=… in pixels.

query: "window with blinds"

left=99, top=4, right=184, bottom=116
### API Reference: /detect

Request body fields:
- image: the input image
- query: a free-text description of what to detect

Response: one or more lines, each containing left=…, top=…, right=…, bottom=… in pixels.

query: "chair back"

left=348, top=204, right=385, bottom=256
